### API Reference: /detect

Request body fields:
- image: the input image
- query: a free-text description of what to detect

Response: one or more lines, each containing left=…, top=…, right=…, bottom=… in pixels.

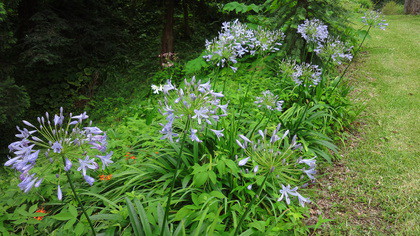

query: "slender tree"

left=160, top=0, right=175, bottom=65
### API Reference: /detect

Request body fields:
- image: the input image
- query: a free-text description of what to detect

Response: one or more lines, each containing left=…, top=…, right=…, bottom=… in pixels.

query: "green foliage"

left=0, top=0, right=362, bottom=234
left=0, top=77, right=30, bottom=157
left=381, top=1, right=405, bottom=14
left=223, top=2, right=264, bottom=14
left=0, top=78, right=30, bottom=127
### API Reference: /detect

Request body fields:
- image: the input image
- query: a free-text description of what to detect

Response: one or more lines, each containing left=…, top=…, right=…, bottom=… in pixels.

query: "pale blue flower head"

left=278, top=184, right=311, bottom=207
left=158, top=77, right=228, bottom=143
left=297, top=19, right=329, bottom=43
left=281, top=60, right=322, bottom=86
left=204, top=20, right=284, bottom=71
left=362, top=10, right=388, bottom=30
left=314, top=37, right=353, bottom=65
left=254, top=90, right=284, bottom=111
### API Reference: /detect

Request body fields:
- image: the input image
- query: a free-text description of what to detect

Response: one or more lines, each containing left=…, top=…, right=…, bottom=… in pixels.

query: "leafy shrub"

left=0, top=77, right=30, bottom=157
left=382, top=1, right=404, bottom=15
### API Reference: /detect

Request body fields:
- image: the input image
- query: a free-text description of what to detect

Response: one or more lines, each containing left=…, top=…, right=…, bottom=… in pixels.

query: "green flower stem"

left=61, top=155, right=96, bottom=236
left=233, top=171, right=270, bottom=236
left=331, top=25, right=372, bottom=93
left=160, top=118, right=191, bottom=236
left=238, top=73, right=256, bottom=119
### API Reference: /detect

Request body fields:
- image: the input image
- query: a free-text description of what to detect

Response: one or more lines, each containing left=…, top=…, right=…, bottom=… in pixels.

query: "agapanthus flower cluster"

left=254, top=90, right=284, bottom=111
left=278, top=184, right=310, bottom=207
left=203, top=19, right=284, bottom=72
left=297, top=19, right=329, bottom=44
left=314, top=37, right=353, bottom=65
left=252, top=26, right=284, bottom=53
left=157, top=77, right=228, bottom=143
left=281, top=60, right=322, bottom=86
left=362, top=10, right=388, bottom=30
left=5, top=108, right=113, bottom=199
left=236, top=124, right=314, bottom=207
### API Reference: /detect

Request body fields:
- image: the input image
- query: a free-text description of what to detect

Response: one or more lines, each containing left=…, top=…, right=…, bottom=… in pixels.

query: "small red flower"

left=34, top=208, right=47, bottom=220
left=99, top=174, right=112, bottom=181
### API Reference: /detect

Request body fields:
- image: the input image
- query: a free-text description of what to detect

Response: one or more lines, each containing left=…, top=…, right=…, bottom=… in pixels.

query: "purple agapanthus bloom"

left=5, top=108, right=112, bottom=195
left=238, top=157, right=250, bottom=166
left=51, top=141, right=63, bottom=153
left=210, top=129, right=224, bottom=140
left=57, top=185, right=62, bottom=200
left=297, top=19, right=329, bottom=43
left=84, top=175, right=95, bottom=186
left=157, top=78, right=228, bottom=144
left=278, top=184, right=311, bottom=207
left=96, top=151, right=114, bottom=170
left=64, top=158, right=72, bottom=171
left=254, top=90, right=284, bottom=111
left=204, top=19, right=284, bottom=71
left=303, top=168, right=317, bottom=180
left=77, top=156, right=98, bottom=176
left=362, top=11, right=388, bottom=30
left=314, top=37, right=353, bottom=65
left=84, top=127, right=103, bottom=135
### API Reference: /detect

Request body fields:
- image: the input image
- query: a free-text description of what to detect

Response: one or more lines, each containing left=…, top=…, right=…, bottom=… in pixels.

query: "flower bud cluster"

left=297, top=19, right=329, bottom=44
left=362, top=10, right=388, bottom=30
left=254, top=90, right=284, bottom=111
left=5, top=108, right=113, bottom=198
left=235, top=124, right=315, bottom=207
left=203, top=19, right=284, bottom=72
left=281, top=60, right=322, bottom=86
left=157, top=77, right=228, bottom=143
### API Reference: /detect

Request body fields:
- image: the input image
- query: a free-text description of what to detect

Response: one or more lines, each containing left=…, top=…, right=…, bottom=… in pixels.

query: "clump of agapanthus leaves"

left=5, top=108, right=113, bottom=199
left=280, top=60, right=322, bottom=87
left=297, top=18, right=329, bottom=44
left=203, top=19, right=284, bottom=72
left=235, top=124, right=316, bottom=207
left=314, top=36, right=353, bottom=65
left=157, top=76, right=228, bottom=143
left=362, top=10, right=388, bottom=30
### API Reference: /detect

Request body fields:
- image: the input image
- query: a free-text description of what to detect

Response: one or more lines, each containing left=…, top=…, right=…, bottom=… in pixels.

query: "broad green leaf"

left=210, top=191, right=226, bottom=199
left=125, top=197, right=143, bottom=236
left=134, top=199, right=153, bottom=236
left=68, top=204, right=78, bottom=217
left=193, top=172, right=208, bottom=187
left=51, top=211, right=74, bottom=221
left=248, top=220, right=266, bottom=232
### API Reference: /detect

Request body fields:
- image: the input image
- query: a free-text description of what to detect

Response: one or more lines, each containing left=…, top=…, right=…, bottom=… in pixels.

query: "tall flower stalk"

left=233, top=124, right=315, bottom=234
left=331, top=11, right=388, bottom=93
left=155, top=77, right=228, bottom=235
left=5, top=108, right=113, bottom=235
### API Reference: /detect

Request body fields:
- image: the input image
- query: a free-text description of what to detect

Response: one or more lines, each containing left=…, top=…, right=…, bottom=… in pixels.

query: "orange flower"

left=99, top=174, right=112, bottom=181
left=125, top=155, right=136, bottom=160
left=34, top=208, right=47, bottom=220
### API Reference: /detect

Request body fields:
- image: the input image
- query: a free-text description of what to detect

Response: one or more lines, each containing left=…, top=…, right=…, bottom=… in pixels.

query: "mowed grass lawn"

left=313, top=15, right=420, bottom=235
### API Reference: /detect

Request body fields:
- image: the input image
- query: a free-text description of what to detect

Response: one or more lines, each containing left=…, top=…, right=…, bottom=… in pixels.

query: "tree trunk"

left=182, top=0, right=191, bottom=39
left=404, top=0, right=420, bottom=15
left=160, top=0, right=175, bottom=65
